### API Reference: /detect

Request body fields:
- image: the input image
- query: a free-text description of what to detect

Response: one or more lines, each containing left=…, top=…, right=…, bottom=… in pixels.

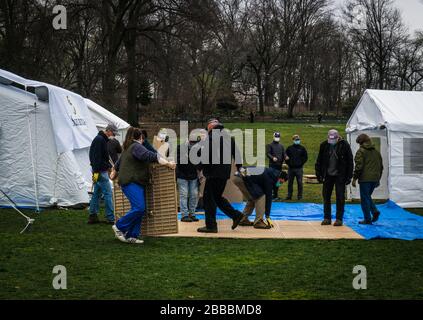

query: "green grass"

left=1, top=122, right=422, bottom=300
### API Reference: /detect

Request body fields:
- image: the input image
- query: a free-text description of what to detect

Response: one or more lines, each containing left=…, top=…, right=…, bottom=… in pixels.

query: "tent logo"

left=66, top=95, right=87, bottom=127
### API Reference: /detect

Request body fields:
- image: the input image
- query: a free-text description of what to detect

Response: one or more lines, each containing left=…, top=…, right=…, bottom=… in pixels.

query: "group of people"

left=87, top=120, right=384, bottom=245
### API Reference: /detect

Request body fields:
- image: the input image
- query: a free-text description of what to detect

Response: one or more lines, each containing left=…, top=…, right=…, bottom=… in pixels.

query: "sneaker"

left=333, top=219, right=343, bottom=227
left=112, top=225, right=124, bottom=239
left=125, top=237, right=144, bottom=245
left=372, top=211, right=381, bottom=223
left=232, top=213, right=244, bottom=230
left=321, top=219, right=332, bottom=226
left=254, top=220, right=272, bottom=229
left=239, top=216, right=254, bottom=226
left=189, top=214, right=199, bottom=222
left=197, top=226, right=218, bottom=233
left=87, top=214, right=100, bottom=225
left=359, top=220, right=372, bottom=225
left=181, top=216, right=193, bottom=223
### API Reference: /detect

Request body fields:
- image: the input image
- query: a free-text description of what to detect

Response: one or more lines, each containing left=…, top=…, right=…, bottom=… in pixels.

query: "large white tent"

left=346, top=89, right=423, bottom=208
left=0, top=69, right=129, bottom=209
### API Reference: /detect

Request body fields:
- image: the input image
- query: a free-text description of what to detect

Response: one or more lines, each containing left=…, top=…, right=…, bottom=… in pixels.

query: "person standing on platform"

left=315, top=129, right=353, bottom=227
left=197, top=119, right=245, bottom=234
left=266, top=132, right=285, bottom=200
left=285, top=135, right=308, bottom=200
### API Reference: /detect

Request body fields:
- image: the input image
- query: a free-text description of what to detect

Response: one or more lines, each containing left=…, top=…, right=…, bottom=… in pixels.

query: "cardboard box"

left=113, top=164, right=178, bottom=236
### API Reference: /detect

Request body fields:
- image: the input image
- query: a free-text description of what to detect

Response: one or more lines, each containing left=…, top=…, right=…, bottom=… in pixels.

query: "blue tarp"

left=188, top=201, right=423, bottom=241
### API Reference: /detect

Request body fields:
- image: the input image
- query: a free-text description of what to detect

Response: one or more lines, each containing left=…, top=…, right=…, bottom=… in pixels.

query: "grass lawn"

left=1, top=122, right=422, bottom=300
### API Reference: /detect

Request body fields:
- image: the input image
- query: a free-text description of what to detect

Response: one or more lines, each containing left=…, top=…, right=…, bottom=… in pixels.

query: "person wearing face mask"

left=176, top=133, right=202, bottom=223
left=285, top=135, right=308, bottom=200
left=111, top=128, right=176, bottom=244
left=315, top=129, right=353, bottom=227
left=88, top=123, right=119, bottom=225
left=266, top=132, right=285, bottom=200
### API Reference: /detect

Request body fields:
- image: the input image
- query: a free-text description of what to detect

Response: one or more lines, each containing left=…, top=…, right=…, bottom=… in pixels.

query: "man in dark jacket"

left=197, top=119, right=245, bottom=233
left=176, top=133, right=202, bottom=223
left=107, top=136, right=123, bottom=164
left=88, top=124, right=119, bottom=224
left=267, top=132, right=285, bottom=200
left=315, top=129, right=354, bottom=226
left=352, top=134, right=384, bottom=225
left=285, top=134, right=308, bottom=200
left=233, top=168, right=288, bottom=229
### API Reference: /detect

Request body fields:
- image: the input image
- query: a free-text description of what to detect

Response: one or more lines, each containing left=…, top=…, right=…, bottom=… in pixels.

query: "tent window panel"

left=404, top=138, right=423, bottom=174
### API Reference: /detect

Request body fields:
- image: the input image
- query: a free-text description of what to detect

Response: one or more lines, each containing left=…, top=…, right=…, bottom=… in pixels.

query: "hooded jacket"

left=353, top=141, right=384, bottom=183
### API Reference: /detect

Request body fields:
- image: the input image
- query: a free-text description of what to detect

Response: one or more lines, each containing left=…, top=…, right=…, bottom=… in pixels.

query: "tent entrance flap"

left=348, top=129, right=389, bottom=201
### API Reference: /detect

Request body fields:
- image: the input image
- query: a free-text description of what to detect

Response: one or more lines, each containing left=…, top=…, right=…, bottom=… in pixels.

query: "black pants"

left=323, top=175, right=346, bottom=221
left=270, top=165, right=282, bottom=199
left=203, top=177, right=242, bottom=229
left=287, top=168, right=303, bottom=198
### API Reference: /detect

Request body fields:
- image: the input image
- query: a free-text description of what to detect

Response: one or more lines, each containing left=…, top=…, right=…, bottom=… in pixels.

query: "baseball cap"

left=106, top=123, right=119, bottom=136
left=292, top=134, right=300, bottom=141
left=273, top=132, right=281, bottom=138
left=328, top=129, right=339, bottom=143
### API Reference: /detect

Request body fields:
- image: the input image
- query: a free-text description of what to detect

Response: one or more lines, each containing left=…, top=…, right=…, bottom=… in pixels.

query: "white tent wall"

left=0, top=85, right=89, bottom=208
left=389, top=130, right=423, bottom=208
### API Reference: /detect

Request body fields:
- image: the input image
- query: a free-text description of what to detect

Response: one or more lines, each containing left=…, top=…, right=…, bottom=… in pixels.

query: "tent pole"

left=26, top=103, right=40, bottom=213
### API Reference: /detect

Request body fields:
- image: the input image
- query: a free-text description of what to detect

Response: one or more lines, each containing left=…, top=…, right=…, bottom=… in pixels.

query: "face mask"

left=294, top=140, right=301, bottom=145
left=274, top=138, right=280, bottom=143
left=328, top=139, right=337, bottom=145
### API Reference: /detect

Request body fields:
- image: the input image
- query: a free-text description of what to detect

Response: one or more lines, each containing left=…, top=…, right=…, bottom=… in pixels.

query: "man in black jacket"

left=285, top=135, right=308, bottom=200
left=266, top=132, right=285, bottom=200
left=176, top=133, right=202, bottom=223
left=315, top=129, right=354, bottom=227
left=88, top=124, right=118, bottom=225
left=197, top=119, right=245, bottom=233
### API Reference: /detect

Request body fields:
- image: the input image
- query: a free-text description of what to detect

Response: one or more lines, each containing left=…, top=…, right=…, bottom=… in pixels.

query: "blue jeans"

left=359, top=182, right=380, bottom=221
left=90, top=171, right=115, bottom=222
left=116, top=183, right=145, bottom=239
left=177, top=178, right=199, bottom=218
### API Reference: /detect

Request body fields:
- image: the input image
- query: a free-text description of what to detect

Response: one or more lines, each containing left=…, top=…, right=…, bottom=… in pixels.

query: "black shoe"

left=359, top=220, right=372, bottom=225
left=87, top=214, right=100, bottom=225
left=297, top=196, right=303, bottom=200
left=333, top=219, right=343, bottom=227
left=232, top=213, right=244, bottom=230
left=372, top=211, right=380, bottom=223
left=189, top=214, right=199, bottom=222
left=181, top=216, right=193, bottom=223
left=285, top=197, right=292, bottom=201
left=103, top=220, right=115, bottom=225
left=197, top=226, right=218, bottom=233
left=321, top=219, right=332, bottom=226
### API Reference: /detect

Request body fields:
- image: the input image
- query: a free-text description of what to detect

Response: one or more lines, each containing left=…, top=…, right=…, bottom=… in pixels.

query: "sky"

left=332, top=0, right=423, bottom=34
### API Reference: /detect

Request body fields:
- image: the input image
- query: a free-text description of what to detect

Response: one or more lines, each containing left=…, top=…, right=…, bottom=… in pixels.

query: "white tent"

left=346, top=89, right=423, bottom=208
left=0, top=69, right=129, bottom=209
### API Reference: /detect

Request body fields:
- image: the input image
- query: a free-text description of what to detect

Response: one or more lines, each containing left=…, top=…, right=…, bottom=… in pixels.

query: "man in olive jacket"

left=315, top=129, right=354, bottom=226
left=352, top=134, right=384, bottom=224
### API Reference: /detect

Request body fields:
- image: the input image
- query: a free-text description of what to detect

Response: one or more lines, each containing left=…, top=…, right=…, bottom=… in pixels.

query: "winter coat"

left=353, top=141, right=384, bottom=183
left=286, top=144, right=308, bottom=169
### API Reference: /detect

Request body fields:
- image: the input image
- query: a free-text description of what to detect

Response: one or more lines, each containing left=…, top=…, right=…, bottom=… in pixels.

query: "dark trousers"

left=287, top=168, right=304, bottom=198
left=359, top=182, right=380, bottom=221
left=203, top=177, right=242, bottom=229
left=323, top=175, right=346, bottom=221
left=270, top=165, right=282, bottom=199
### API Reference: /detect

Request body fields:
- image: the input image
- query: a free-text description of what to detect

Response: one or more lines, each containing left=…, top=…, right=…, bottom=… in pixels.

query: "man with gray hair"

left=315, top=129, right=353, bottom=227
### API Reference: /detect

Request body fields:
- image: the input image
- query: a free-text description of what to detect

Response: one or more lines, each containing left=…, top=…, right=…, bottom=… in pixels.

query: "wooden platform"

left=160, top=220, right=364, bottom=240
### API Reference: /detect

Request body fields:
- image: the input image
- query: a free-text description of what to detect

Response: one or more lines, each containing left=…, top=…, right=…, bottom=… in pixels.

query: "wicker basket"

left=113, top=164, right=178, bottom=236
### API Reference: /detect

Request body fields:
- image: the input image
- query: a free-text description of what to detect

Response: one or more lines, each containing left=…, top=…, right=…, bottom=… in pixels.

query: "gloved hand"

left=352, top=179, right=357, bottom=188
left=92, top=172, right=100, bottom=184
left=266, top=217, right=275, bottom=228
left=317, top=176, right=323, bottom=184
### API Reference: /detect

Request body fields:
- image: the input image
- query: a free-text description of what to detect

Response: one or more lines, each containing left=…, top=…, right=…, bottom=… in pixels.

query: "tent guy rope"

left=0, top=189, right=35, bottom=234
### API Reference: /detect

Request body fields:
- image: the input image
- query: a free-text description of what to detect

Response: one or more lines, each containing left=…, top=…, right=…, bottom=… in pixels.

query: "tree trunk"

left=124, top=28, right=138, bottom=127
